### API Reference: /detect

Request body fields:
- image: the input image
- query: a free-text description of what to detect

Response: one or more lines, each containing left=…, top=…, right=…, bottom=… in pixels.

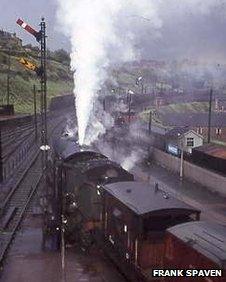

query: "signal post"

left=17, top=17, right=49, bottom=172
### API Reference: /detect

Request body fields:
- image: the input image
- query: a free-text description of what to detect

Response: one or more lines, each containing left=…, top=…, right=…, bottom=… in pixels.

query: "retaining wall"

left=152, top=148, right=226, bottom=197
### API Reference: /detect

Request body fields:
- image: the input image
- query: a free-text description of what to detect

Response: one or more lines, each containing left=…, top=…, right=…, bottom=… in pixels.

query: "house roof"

left=167, top=221, right=226, bottom=269
left=161, top=112, right=226, bottom=127
left=179, top=129, right=204, bottom=139
left=103, top=181, right=199, bottom=216
left=166, top=126, right=190, bottom=137
left=166, top=128, right=204, bottom=140
left=193, top=143, right=226, bottom=160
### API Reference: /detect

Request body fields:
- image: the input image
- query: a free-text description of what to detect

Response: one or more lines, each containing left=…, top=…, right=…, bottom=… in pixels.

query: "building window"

left=186, top=137, right=194, bottom=147
left=216, top=128, right=222, bottom=136
left=197, top=127, right=203, bottom=134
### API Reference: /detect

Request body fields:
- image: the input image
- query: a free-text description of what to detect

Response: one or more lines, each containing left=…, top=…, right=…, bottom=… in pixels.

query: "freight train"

left=49, top=132, right=226, bottom=282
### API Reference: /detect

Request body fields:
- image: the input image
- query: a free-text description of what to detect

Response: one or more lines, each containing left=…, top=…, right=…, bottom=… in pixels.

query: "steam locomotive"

left=50, top=132, right=226, bottom=282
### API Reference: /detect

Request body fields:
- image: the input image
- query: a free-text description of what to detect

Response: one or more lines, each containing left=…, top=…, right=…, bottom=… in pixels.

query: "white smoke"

left=56, top=0, right=226, bottom=145
left=56, top=0, right=161, bottom=145
left=95, top=140, right=145, bottom=171
left=64, top=118, right=78, bottom=138
left=121, top=150, right=144, bottom=171
left=83, top=101, right=114, bottom=146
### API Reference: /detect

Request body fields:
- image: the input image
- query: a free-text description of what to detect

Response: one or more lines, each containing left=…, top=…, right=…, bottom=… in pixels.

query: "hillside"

left=0, top=31, right=74, bottom=114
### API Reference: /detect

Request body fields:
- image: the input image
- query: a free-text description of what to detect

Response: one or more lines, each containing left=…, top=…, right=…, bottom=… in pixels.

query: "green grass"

left=212, top=140, right=226, bottom=147
left=0, top=45, right=73, bottom=114
left=0, top=74, right=73, bottom=114
left=158, top=102, right=209, bottom=114
left=139, top=108, right=172, bottom=129
left=139, top=101, right=209, bottom=129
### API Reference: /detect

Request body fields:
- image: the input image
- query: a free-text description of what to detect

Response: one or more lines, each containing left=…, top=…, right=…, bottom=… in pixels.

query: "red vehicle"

left=101, top=181, right=200, bottom=281
left=114, top=111, right=137, bottom=126
left=164, top=221, right=226, bottom=282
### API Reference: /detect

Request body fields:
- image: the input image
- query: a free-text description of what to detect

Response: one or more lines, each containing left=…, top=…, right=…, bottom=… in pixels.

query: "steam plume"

left=56, top=0, right=161, bottom=145
left=56, top=0, right=226, bottom=145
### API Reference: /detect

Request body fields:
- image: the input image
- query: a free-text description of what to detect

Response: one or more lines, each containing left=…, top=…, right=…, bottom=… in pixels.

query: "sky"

left=0, top=0, right=70, bottom=51
left=1, top=0, right=226, bottom=62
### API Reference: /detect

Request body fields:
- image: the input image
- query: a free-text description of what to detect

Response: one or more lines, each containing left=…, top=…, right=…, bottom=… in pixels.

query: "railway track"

left=0, top=113, right=70, bottom=268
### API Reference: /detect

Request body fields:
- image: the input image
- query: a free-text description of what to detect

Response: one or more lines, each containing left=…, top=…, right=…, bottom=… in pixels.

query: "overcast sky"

left=0, top=0, right=70, bottom=51
left=1, top=0, right=226, bottom=63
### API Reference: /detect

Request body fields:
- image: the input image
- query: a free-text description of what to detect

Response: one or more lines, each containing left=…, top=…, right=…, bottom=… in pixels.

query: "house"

left=161, top=112, right=226, bottom=142
left=165, top=127, right=204, bottom=155
left=0, top=30, right=22, bottom=48
left=179, top=129, right=204, bottom=153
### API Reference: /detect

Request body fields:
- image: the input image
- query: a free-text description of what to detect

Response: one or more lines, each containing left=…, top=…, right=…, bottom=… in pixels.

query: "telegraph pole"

left=128, top=93, right=132, bottom=123
left=103, top=98, right=106, bottom=111
left=39, top=18, right=49, bottom=171
left=207, top=88, right=213, bottom=143
left=148, top=111, right=152, bottom=135
left=6, top=49, right=11, bottom=105
left=33, top=85, right=38, bottom=141
left=141, top=82, right=144, bottom=95
left=0, top=128, right=3, bottom=182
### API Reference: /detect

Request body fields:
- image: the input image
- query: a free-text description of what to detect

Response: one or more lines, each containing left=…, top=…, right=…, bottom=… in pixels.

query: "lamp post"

left=136, top=76, right=144, bottom=95
left=178, top=134, right=184, bottom=180
left=207, top=88, right=213, bottom=143
left=180, top=148, right=184, bottom=180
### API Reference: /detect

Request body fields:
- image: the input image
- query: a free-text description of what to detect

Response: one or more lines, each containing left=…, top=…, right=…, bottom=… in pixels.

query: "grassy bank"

left=0, top=40, right=73, bottom=114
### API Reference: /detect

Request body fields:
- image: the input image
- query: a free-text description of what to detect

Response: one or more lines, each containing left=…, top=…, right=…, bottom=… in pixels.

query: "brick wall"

left=0, top=115, right=36, bottom=182
left=192, top=126, right=226, bottom=142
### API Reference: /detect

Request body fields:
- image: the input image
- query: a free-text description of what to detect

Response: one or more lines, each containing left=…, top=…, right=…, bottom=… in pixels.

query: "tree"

left=52, top=49, right=70, bottom=64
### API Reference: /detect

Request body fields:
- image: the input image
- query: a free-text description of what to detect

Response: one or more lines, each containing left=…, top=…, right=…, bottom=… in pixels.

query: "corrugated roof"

left=104, top=182, right=199, bottom=216
left=193, top=143, right=226, bottom=160
left=167, top=221, right=226, bottom=268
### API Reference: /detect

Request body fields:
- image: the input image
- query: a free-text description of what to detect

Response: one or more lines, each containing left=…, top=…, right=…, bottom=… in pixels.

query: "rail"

left=0, top=114, right=70, bottom=267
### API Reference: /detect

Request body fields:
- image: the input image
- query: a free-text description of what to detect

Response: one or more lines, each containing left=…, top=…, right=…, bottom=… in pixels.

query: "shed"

left=192, top=143, right=226, bottom=174
left=166, top=128, right=204, bottom=154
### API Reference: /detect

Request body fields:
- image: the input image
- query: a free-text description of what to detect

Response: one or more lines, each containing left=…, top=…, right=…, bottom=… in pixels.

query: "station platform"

left=0, top=214, right=126, bottom=282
